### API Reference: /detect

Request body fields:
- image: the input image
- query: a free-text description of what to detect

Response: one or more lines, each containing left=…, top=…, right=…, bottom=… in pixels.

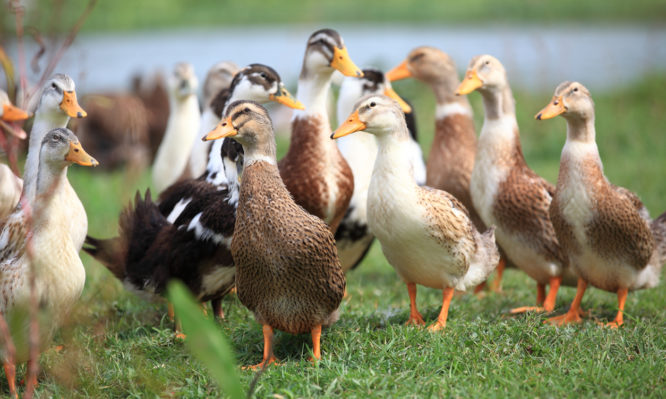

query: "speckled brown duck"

left=333, top=95, right=499, bottom=331
left=536, top=81, right=663, bottom=327
left=206, top=100, right=345, bottom=369
left=278, top=29, right=363, bottom=232
left=456, top=55, right=577, bottom=313
left=387, top=47, right=508, bottom=292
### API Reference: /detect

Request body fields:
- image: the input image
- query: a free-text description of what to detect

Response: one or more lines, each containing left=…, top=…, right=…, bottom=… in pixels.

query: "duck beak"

left=65, top=141, right=98, bottom=167
left=330, top=46, right=364, bottom=78
left=456, top=70, right=483, bottom=95
left=331, top=110, right=366, bottom=139
left=535, top=96, right=566, bottom=120
left=384, top=87, right=412, bottom=113
left=60, top=90, right=87, bottom=118
left=269, top=85, right=305, bottom=110
left=204, top=116, right=236, bottom=141
left=1, top=103, right=30, bottom=122
left=386, top=60, right=412, bottom=82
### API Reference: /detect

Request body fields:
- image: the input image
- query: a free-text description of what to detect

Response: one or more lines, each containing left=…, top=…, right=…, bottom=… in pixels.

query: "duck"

left=183, top=60, right=240, bottom=180
left=205, top=100, right=344, bottom=368
left=456, top=55, right=576, bottom=313
left=131, top=71, right=169, bottom=159
left=84, top=64, right=303, bottom=323
left=335, top=67, right=425, bottom=273
left=278, top=28, right=363, bottom=232
left=0, top=90, right=30, bottom=220
left=332, top=95, right=499, bottom=330
left=387, top=47, right=509, bottom=292
left=0, top=128, right=97, bottom=398
left=22, top=74, right=88, bottom=251
left=536, top=81, right=664, bottom=327
left=653, top=211, right=666, bottom=266
left=152, top=62, right=200, bottom=193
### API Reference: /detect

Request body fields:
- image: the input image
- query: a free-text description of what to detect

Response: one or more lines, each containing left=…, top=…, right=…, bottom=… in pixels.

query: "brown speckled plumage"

left=278, top=115, right=354, bottom=232
left=652, top=211, right=666, bottom=266
left=235, top=161, right=345, bottom=334
left=427, top=114, right=482, bottom=229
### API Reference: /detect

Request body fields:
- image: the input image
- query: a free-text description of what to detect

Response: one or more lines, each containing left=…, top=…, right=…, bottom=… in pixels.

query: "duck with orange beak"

left=536, top=81, right=663, bottom=327
left=456, top=55, right=576, bottom=314
left=332, top=95, right=499, bottom=331
left=278, top=29, right=363, bottom=233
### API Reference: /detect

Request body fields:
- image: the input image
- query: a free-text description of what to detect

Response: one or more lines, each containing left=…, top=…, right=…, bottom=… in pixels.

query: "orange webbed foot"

left=405, top=312, right=425, bottom=326
left=242, top=356, right=279, bottom=370
left=174, top=332, right=187, bottom=340
left=546, top=310, right=583, bottom=326
left=510, top=306, right=546, bottom=314
left=427, top=320, right=446, bottom=332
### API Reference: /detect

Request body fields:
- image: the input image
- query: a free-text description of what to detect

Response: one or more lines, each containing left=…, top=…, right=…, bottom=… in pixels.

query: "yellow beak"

left=535, top=96, right=566, bottom=120
left=269, top=85, right=305, bottom=110
left=331, top=110, right=367, bottom=139
left=456, top=70, right=483, bottom=95
left=1, top=103, right=30, bottom=122
left=65, top=141, right=98, bottom=167
left=386, top=60, right=412, bottom=82
left=330, top=46, right=363, bottom=78
left=60, top=90, right=87, bottom=118
left=203, top=116, right=237, bottom=141
left=384, top=87, right=412, bottom=113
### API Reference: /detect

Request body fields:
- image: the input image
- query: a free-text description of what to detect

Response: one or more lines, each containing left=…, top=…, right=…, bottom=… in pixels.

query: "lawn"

left=2, top=74, right=665, bottom=397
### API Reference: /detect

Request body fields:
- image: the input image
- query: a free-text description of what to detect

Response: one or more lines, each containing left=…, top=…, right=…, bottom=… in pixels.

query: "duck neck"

left=23, top=110, right=69, bottom=201
left=293, top=69, right=333, bottom=120
left=374, top=130, right=418, bottom=187
left=204, top=92, right=240, bottom=185
left=565, top=116, right=597, bottom=144
left=33, top=161, right=67, bottom=214
left=243, top=138, right=277, bottom=168
left=479, top=84, right=515, bottom=122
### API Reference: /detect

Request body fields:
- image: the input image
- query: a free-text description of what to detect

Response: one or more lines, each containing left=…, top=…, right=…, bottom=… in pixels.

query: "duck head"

left=388, top=46, right=458, bottom=87
left=0, top=89, right=30, bottom=122
left=339, top=67, right=411, bottom=115
left=40, top=127, right=98, bottom=169
left=202, top=61, right=240, bottom=104
left=535, top=81, right=595, bottom=123
left=456, top=54, right=508, bottom=95
left=169, top=62, right=198, bottom=100
left=301, top=29, right=363, bottom=79
left=229, top=63, right=303, bottom=110
left=332, top=95, right=406, bottom=140
left=37, top=74, right=86, bottom=119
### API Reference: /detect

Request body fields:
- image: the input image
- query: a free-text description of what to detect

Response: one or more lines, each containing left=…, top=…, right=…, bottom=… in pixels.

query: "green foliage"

left=166, top=281, right=244, bottom=399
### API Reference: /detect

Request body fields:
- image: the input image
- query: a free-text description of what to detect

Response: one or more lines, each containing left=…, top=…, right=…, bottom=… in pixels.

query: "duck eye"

left=370, top=102, right=376, bottom=108
left=260, top=72, right=267, bottom=79
left=244, top=107, right=250, bottom=113
left=318, top=39, right=325, bottom=45
left=485, top=60, right=490, bottom=65
left=573, top=87, right=579, bottom=92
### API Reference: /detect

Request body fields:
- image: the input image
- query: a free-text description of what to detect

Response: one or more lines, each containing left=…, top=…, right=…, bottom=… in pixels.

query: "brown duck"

left=456, top=55, right=577, bottom=312
left=536, top=81, right=664, bottom=327
left=278, top=28, right=363, bottom=232
left=205, top=100, right=345, bottom=368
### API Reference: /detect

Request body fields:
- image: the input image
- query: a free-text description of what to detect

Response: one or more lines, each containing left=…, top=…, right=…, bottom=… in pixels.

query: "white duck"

left=184, top=60, right=239, bottom=179
left=152, top=62, right=200, bottom=193
left=0, top=90, right=30, bottom=220
left=0, top=128, right=97, bottom=397
left=22, top=75, right=88, bottom=250
left=335, top=67, right=424, bottom=272
left=332, top=95, right=499, bottom=330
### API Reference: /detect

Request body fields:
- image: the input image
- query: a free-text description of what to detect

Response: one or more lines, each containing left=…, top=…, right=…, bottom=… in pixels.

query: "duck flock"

left=0, top=28, right=665, bottom=390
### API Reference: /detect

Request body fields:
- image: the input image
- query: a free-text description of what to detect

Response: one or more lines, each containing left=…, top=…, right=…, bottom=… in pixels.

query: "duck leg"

left=511, top=276, right=562, bottom=314
left=167, top=302, right=175, bottom=322
left=311, top=324, right=322, bottom=362
left=605, top=288, right=628, bottom=328
left=547, top=278, right=587, bottom=325
left=3, top=360, right=17, bottom=399
left=211, top=298, right=225, bottom=320
left=510, top=281, right=546, bottom=314
left=405, top=283, right=425, bottom=326
left=244, top=324, right=278, bottom=370
left=489, top=257, right=506, bottom=292
left=428, top=287, right=455, bottom=332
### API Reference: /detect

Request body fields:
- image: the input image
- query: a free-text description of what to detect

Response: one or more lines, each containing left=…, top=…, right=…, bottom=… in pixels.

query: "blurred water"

left=6, top=23, right=666, bottom=94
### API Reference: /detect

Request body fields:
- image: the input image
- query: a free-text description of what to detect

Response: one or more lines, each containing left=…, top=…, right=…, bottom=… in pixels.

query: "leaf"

left=167, top=281, right=244, bottom=399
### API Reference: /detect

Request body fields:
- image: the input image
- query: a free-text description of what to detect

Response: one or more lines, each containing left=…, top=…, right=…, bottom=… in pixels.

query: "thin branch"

left=9, top=0, right=28, bottom=108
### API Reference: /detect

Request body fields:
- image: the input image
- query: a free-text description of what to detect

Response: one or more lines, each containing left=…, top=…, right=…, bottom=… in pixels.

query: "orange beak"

left=1, top=103, right=30, bottom=122
left=269, top=84, right=305, bottom=110
left=330, top=46, right=363, bottom=78
left=386, top=60, right=412, bottom=82
left=331, top=110, right=366, bottom=139
left=203, top=116, right=237, bottom=141
left=65, top=141, right=98, bottom=167
left=535, top=96, right=566, bottom=120
left=384, top=87, right=412, bottom=113
left=60, top=90, right=87, bottom=118
left=456, top=70, right=483, bottom=95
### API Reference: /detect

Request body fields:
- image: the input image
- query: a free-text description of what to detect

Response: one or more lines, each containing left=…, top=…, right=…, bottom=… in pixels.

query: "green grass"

left=2, top=0, right=666, bottom=34
left=2, top=76, right=665, bottom=398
